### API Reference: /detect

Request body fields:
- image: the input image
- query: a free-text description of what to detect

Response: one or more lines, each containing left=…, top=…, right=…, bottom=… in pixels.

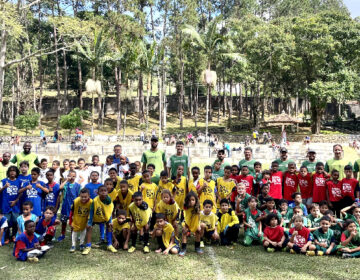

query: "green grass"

left=1, top=226, right=359, bottom=280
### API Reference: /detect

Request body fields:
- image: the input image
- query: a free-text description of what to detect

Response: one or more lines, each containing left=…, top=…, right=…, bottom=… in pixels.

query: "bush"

left=15, top=111, right=40, bottom=135
left=59, top=108, right=90, bottom=137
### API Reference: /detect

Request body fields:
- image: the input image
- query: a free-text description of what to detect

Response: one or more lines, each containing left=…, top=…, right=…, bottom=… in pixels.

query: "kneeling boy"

left=152, top=213, right=180, bottom=255
left=217, top=199, right=239, bottom=245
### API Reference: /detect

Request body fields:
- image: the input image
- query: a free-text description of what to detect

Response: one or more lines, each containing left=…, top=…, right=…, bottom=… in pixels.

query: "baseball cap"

left=151, top=136, right=159, bottom=142
left=280, top=147, right=288, bottom=153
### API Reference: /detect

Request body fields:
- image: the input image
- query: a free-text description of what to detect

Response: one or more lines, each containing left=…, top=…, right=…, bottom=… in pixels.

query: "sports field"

left=0, top=226, right=358, bottom=280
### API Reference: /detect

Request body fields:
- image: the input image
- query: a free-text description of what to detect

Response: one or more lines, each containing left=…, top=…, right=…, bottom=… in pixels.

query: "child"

left=253, top=162, right=263, bottom=196
left=243, top=196, right=263, bottom=246
left=112, top=209, right=130, bottom=250
left=152, top=213, right=180, bottom=255
left=172, top=165, right=187, bottom=211
left=77, top=158, right=89, bottom=187
left=257, top=183, right=270, bottom=210
left=263, top=213, right=288, bottom=252
left=126, top=163, right=141, bottom=192
left=102, top=155, right=117, bottom=183
left=200, top=200, right=219, bottom=247
left=35, top=206, right=59, bottom=246
left=339, top=219, right=360, bottom=258
left=58, top=170, right=81, bottom=241
left=234, top=183, right=251, bottom=221
left=157, top=171, right=174, bottom=205
left=269, top=161, right=283, bottom=203
left=147, top=164, right=160, bottom=185
left=340, top=165, right=359, bottom=208
left=326, top=169, right=342, bottom=217
left=212, top=160, right=222, bottom=181
left=108, top=168, right=121, bottom=191
left=84, top=171, right=102, bottom=199
left=0, top=211, right=8, bottom=246
left=38, top=158, right=49, bottom=184
left=288, top=192, right=308, bottom=217
left=140, top=170, right=157, bottom=211
left=216, top=166, right=236, bottom=206
left=17, top=202, right=37, bottom=237
left=308, top=203, right=322, bottom=232
left=18, top=161, right=31, bottom=188
left=105, top=178, right=118, bottom=202
left=324, top=209, right=343, bottom=243
left=117, top=180, right=133, bottom=216
left=118, top=155, right=130, bottom=179
left=179, top=191, right=202, bottom=256
left=61, top=159, right=70, bottom=180
left=312, top=216, right=337, bottom=255
left=155, top=189, right=179, bottom=236
left=18, top=168, right=49, bottom=217
left=188, top=166, right=200, bottom=193
left=259, top=170, right=271, bottom=188
left=258, top=197, right=283, bottom=227
left=69, top=188, right=92, bottom=252
left=287, top=215, right=316, bottom=255
left=82, top=185, right=117, bottom=255
left=217, top=199, right=239, bottom=245
left=51, top=160, right=61, bottom=184
left=128, top=192, right=152, bottom=253
left=197, top=166, right=216, bottom=213
left=298, top=166, right=313, bottom=207
left=0, top=166, right=21, bottom=243
left=283, top=162, right=299, bottom=202
left=44, top=169, right=61, bottom=211
left=279, top=199, right=290, bottom=229
left=319, top=200, right=330, bottom=215
left=341, top=203, right=360, bottom=228
left=290, top=206, right=311, bottom=228
left=230, top=165, right=240, bottom=182
left=87, top=155, right=102, bottom=179
left=238, top=166, right=254, bottom=195
left=134, top=161, right=142, bottom=176
left=312, top=162, right=329, bottom=204
left=13, top=220, right=50, bottom=262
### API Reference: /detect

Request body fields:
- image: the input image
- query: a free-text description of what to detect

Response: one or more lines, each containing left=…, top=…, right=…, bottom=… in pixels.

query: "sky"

left=344, top=0, right=360, bottom=18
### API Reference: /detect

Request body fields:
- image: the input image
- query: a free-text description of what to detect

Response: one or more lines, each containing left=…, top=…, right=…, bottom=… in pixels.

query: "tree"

left=59, top=108, right=90, bottom=138
left=14, top=110, right=40, bottom=135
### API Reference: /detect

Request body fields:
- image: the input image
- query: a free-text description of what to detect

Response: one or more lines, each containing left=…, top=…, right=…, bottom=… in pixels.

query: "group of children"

left=1, top=147, right=360, bottom=262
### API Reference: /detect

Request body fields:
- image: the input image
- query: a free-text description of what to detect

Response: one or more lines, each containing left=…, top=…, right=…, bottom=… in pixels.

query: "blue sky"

left=344, top=0, right=360, bottom=18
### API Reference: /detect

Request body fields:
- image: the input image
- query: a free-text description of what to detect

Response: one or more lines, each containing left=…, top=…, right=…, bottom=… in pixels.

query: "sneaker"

left=57, top=235, right=65, bottom=242
left=306, top=251, right=315, bottom=256
left=143, top=246, right=150, bottom=253
left=267, top=248, right=275, bottom=253
left=128, top=246, right=136, bottom=253
left=290, top=249, right=296, bottom=254
left=200, top=241, right=205, bottom=248
left=82, top=247, right=91, bottom=255
left=79, top=244, right=85, bottom=251
left=282, top=247, right=288, bottom=252
left=69, top=246, right=76, bottom=253
left=178, top=249, right=186, bottom=257
left=107, top=245, right=118, bottom=253
left=317, top=251, right=324, bottom=256
left=27, top=257, right=39, bottom=263
left=195, top=247, right=204, bottom=254
left=342, top=253, right=353, bottom=258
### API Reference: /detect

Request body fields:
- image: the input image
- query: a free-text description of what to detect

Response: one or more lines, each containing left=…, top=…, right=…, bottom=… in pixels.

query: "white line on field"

left=207, top=247, right=226, bottom=280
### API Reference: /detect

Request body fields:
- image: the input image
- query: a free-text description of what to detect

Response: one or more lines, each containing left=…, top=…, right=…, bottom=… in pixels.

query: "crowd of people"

left=0, top=138, right=360, bottom=263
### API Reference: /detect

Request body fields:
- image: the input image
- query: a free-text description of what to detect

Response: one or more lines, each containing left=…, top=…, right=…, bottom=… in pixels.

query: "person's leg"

left=79, top=229, right=86, bottom=248
left=71, top=231, right=77, bottom=248
left=179, top=225, right=189, bottom=256
left=58, top=215, right=68, bottom=241
left=194, top=228, right=203, bottom=254
left=155, top=228, right=164, bottom=253
left=11, top=212, right=19, bottom=240
left=99, top=223, right=105, bottom=242
left=122, top=228, right=130, bottom=250
left=128, top=226, right=137, bottom=252
left=82, top=225, right=93, bottom=255
left=226, top=224, right=240, bottom=244
left=43, top=226, right=56, bottom=245
left=243, top=235, right=253, bottom=246
left=106, top=222, right=117, bottom=252
left=143, top=224, right=150, bottom=252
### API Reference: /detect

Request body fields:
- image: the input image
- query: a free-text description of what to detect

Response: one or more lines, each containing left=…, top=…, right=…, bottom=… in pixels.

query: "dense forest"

left=1, top=0, right=360, bottom=134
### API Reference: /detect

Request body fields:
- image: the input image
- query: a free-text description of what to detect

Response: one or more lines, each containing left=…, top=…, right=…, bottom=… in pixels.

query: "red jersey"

left=238, top=175, right=254, bottom=195
left=326, top=180, right=342, bottom=202
left=341, top=178, right=359, bottom=200
left=263, top=225, right=284, bottom=243
left=289, top=226, right=311, bottom=248
left=283, top=172, right=299, bottom=201
left=269, top=171, right=283, bottom=199
left=297, top=173, right=313, bottom=199
left=230, top=174, right=240, bottom=183
left=312, top=173, right=328, bottom=203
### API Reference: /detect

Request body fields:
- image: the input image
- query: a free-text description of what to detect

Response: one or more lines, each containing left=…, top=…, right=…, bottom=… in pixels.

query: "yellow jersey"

left=71, top=197, right=92, bottom=232
left=183, top=207, right=200, bottom=233
left=198, top=178, right=216, bottom=212
left=200, top=211, right=218, bottom=232
left=156, top=181, right=174, bottom=203
left=108, top=188, right=118, bottom=202
left=174, top=176, right=187, bottom=210
left=216, top=177, right=236, bottom=200
left=127, top=175, right=141, bottom=192
left=118, top=189, right=133, bottom=216
left=155, top=200, right=180, bottom=223
left=217, top=209, right=239, bottom=233
left=113, top=219, right=130, bottom=235
left=92, top=196, right=114, bottom=223
left=129, top=202, right=152, bottom=230
left=140, top=182, right=157, bottom=209
left=154, top=222, right=177, bottom=249
left=188, top=178, right=199, bottom=194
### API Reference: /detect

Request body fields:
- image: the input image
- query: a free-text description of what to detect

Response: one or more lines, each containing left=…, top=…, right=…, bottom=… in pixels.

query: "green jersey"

left=244, top=208, right=261, bottom=238
left=344, top=213, right=360, bottom=228
left=239, top=159, right=257, bottom=176
left=212, top=161, right=230, bottom=177
left=340, top=230, right=360, bottom=248
left=312, top=228, right=335, bottom=247
left=236, top=193, right=251, bottom=212
left=263, top=209, right=282, bottom=222
left=308, top=214, right=322, bottom=228
left=141, top=149, right=166, bottom=177
left=354, top=159, right=360, bottom=180
left=325, top=158, right=352, bottom=180
left=274, top=159, right=295, bottom=172
left=10, top=152, right=39, bottom=175
left=330, top=219, right=344, bottom=242
left=167, top=154, right=189, bottom=178
left=301, top=160, right=320, bottom=173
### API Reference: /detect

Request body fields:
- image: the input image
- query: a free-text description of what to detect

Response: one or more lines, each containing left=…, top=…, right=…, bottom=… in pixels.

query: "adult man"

left=141, top=136, right=166, bottom=177
left=238, top=147, right=257, bottom=176
left=112, top=144, right=128, bottom=164
left=0, top=152, right=12, bottom=180
left=301, top=150, right=320, bottom=173
left=325, top=144, right=352, bottom=180
left=212, top=150, right=230, bottom=177
left=274, top=147, right=294, bottom=172
left=167, top=141, right=190, bottom=178
left=10, top=142, right=39, bottom=174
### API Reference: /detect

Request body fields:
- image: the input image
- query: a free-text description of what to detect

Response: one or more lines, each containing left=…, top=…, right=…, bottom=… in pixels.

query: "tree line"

left=1, top=0, right=360, bottom=135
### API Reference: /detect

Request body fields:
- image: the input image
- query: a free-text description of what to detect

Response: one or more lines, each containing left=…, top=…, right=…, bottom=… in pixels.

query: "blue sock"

left=99, top=223, right=105, bottom=240
left=86, top=242, right=91, bottom=248
left=106, top=230, right=112, bottom=246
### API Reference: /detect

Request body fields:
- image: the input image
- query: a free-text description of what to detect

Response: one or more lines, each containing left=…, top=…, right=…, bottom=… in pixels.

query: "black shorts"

left=204, top=230, right=215, bottom=239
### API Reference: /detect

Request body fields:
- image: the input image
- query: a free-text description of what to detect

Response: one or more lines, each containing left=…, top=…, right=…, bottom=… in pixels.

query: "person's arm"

left=257, top=220, right=262, bottom=236
left=36, top=183, right=49, bottom=194
left=141, top=153, right=147, bottom=172
left=10, top=155, right=17, bottom=164
left=166, top=158, right=171, bottom=178
left=162, top=152, right=167, bottom=172
left=18, top=183, right=31, bottom=194
left=341, top=204, right=356, bottom=218
left=59, top=180, right=68, bottom=190
left=341, top=232, right=355, bottom=247
left=87, top=202, right=95, bottom=227
left=0, top=181, right=9, bottom=193
left=163, top=235, right=175, bottom=255
left=34, top=157, right=40, bottom=167
left=278, top=234, right=286, bottom=246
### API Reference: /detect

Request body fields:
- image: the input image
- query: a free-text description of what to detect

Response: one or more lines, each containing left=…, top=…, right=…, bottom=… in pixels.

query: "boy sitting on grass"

left=152, top=213, right=180, bottom=255
left=217, top=199, right=239, bottom=246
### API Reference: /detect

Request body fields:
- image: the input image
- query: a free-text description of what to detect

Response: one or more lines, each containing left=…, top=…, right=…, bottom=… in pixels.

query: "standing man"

left=274, top=147, right=294, bottom=172
left=301, top=150, right=320, bottom=173
left=212, top=150, right=230, bottom=177
left=10, top=142, right=39, bottom=174
left=0, top=152, right=12, bottom=180
left=167, top=141, right=190, bottom=178
left=141, top=136, right=166, bottom=177
left=238, top=147, right=257, bottom=176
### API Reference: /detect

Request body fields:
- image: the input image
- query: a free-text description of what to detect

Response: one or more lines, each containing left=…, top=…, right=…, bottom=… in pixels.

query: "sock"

left=106, top=230, right=112, bottom=246
left=181, top=243, right=187, bottom=251
left=195, top=241, right=200, bottom=249
left=86, top=242, right=91, bottom=248
left=143, top=232, right=149, bottom=246
left=156, top=236, right=163, bottom=249
left=293, top=245, right=301, bottom=253
left=99, top=223, right=105, bottom=240
left=131, top=232, right=137, bottom=247
left=61, top=223, right=66, bottom=235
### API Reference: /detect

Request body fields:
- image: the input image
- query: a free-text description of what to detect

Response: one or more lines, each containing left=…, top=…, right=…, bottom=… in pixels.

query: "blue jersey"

left=18, top=174, right=31, bottom=187
left=61, top=182, right=81, bottom=216
left=84, top=182, right=102, bottom=199
left=13, top=232, right=39, bottom=261
left=35, top=215, right=57, bottom=236
left=43, top=183, right=61, bottom=210
left=22, top=181, right=45, bottom=217
left=1, top=178, right=21, bottom=214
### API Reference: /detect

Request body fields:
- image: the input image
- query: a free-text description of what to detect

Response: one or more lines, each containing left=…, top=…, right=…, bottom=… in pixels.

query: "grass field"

left=0, top=225, right=359, bottom=280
